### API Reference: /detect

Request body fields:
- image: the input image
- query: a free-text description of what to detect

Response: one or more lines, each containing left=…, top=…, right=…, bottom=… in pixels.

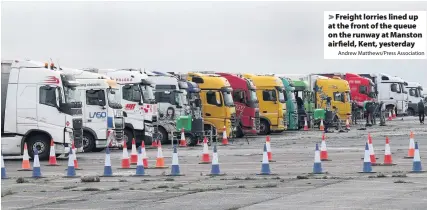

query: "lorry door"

left=202, top=90, right=225, bottom=127
left=85, top=89, right=108, bottom=139
left=121, top=84, right=143, bottom=127
left=258, top=88, right=279, bottom=126
left=37, top=85, right=66, bottom=135
left=331, top=91, right=346, bottom=119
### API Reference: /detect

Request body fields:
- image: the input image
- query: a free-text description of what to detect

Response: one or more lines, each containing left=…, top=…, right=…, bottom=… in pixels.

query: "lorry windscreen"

left=64, top=86, right=81, bottom=103
left=278, top=89, right=286, bottom=103
left=107, top=88, right=121, bottom=107
left=140, top=84, right=156, bottom=104
left=222, top=91, right=235, bottom=107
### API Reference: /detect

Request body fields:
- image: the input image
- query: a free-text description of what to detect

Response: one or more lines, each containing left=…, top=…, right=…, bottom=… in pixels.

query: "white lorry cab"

left=359, top=73, right=408, bottom=115
left=88, top=68, right=157, bottom=148
left=1, top=60, right=83, bottom=160
left=60, top=68, right=124, bottom=152
left=405, top=82, right=423, bottom=116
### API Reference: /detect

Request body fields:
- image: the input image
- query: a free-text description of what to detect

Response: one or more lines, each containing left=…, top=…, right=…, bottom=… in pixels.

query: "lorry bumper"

left=95, top=139, right=108, bottom=148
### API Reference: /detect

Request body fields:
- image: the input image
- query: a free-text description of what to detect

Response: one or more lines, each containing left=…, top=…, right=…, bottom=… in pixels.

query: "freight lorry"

left=167, top=73, right=205, bottom=145
left=186, top=72, right=237, bottom=141
left=359, top=73, right=408, bottom=116
left=145, top=71, right=199, bottom=145
left=271, top=74, right=299, bottom=130
left=61, top=68, right=124, bottom=152
left=241, top=74, right=287, bottom=135
left=1, top=60, right=83, bottom=160
left=405, top=82, right=423, bottom=116
left=216, top=73, right=260, bottom=137
left=88, top=68, right=157, bottom=148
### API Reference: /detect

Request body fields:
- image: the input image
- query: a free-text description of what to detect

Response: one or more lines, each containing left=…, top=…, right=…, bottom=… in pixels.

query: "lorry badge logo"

left=125, top=104, right=136, bottom=110
left=66, top=121, right=70, bottom=126
left=44, top=76, right=60, bottom=84
left=235, top=104, right=245, bottom=112
left=89, top=112, right=107, bottom=118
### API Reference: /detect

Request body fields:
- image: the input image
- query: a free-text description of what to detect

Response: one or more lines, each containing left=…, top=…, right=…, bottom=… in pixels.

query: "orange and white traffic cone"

left=345, top=117, right=350, bottom=130
left=388, top=110, right=393, bottom=121
left=320, top=133, right=330, bottom=161
left=71, top=141, right=81, bottom=170
left=18, top=143, right=32, bottom=171
left=221, top=126, right=229, bottom=146
left=199, top=137, right=211, bottom=164
left=383, top=136, right=395, bottom=166
left=141, top=142, right=149, bottom=168
left=404, top=131, right=415, bottom=159
left=154, top=141, right=168, bottom=168
left=150, top=139, right=158, bottom=149
left=46, top=139, right=60, bottom=166
left=303, top=117, right=309, bottom=131
left=179, top=128, right=187, bottom=147
left=368, top=134, right=378, bottom=166
left=130, top=138, right=138, bottom=165
left=265, top=136, right=275, bottom=162
left=119, top=141, right=131, bottom=169
left=319, top=119, right=324, bottom=131
left=392, top=109, right=396, bottom=119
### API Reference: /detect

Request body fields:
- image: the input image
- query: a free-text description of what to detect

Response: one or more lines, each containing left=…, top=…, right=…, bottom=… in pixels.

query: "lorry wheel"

left=259, top=120, right=270, bottom=135
left=82, top=132, right=95, bottom=153
left=157, top=127, right=169, bottom=145
left=124, top=128, right=134, bottom=149
left=186, top=134, right=197, bottom=146
left=27, top=134, right=50, bottom=160
left=407, top=109, right=415, bottom=116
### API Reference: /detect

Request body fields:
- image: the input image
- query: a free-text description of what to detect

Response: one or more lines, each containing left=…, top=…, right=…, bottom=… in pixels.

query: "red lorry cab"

left=318, top=73, right=375, bottom=107
left=217, top=73, right=260, bottom=137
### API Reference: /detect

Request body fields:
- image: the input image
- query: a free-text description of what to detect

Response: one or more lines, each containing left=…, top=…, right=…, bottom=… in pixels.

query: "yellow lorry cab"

left=315, top=76, right=352, bottom=120
left=242, top=74, right=287, bottom=135
left=186, top=72, right=237, bottom=139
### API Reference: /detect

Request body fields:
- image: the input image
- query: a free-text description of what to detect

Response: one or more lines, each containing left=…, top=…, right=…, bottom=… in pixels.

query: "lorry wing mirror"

left=194, top=98, right=201, bottom=107
left=215, top=92, right=221, bottom=106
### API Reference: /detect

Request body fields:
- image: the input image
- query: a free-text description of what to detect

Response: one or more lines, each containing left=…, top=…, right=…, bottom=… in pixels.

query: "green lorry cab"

left=292, top=80, right=315, bottom=128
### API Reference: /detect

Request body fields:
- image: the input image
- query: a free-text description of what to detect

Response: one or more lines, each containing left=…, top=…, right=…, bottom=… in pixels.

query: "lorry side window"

left=86, top=90, right=105, bottom=106
left=233, top=90, right=245, bottom=103
left=206, top=91, right=219, bottom=105
left=333, top=92, right=345, bottom=103
left=123, top=85, right=141, bottom=102
left=359, top=86, right=367, bottom=94
left=409, top=89, right=415, bottom=97
left=262, top=90, right=276, bottom=101
left=39, top=86, right=57, bottom=107
left=390, top=84, right=398, bottom=93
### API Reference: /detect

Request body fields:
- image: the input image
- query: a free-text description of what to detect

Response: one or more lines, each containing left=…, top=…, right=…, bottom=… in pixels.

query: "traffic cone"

left=1, top=155, right=8, bottom=179
left=130, top=138, right=138, bottom=165
left=18, top=143, right=32, bottom=171
left=388, top=110, right=392, bottom=121
left=65, top=149, right=77, bottom=177
left=209, top=144, right=225, bottom=176
left=141, top=142, right=149, bottom=168
left=119, top=140, right=131, bottom=169
left=71, top=140, right=81, bottom=170
left=411, top=142, right=424, bottom=173
left=319, top=119, right=324, bottom=131
left=46, top=139, right=60, bottom=166
left=257, top=144, right=272, bottom=175
left=392, top=109, right=396, bottom=118
left=313, top=143, right=323, bottom=174
left=320, top=133, right=330, bottom=161
left=135, top=146, right=146, bottom=176
left=359, top=143, right=375, bottom=173
left=103, top=147, right=113, bottom=176
left=265, top=136, right=275, bottom=162
left=150, top=138, right=158, bottom=149
left=345, top=117, right=350, bottom=130
left=32, top=149, right=42, bottom=178
left=382, top=137, right=395, bottom=166
left=199, top=137, right=211, bottom=164
left=179, top=128, right=187, bottom=147
left=404, top=131, right=415, bottom=159
left=303, top=117, right=309, bottom=131
left=221, top=126, right=229, bottom=145
left=368, top=134, right=378, bottom=165
left=168, top=146, right=183, bottom=176
left=154, top=141, right=168, bottom=168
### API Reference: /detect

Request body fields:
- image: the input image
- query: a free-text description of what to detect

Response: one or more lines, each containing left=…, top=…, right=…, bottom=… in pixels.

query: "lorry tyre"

left=82, top=131, right=95, bottom=153
left=235, top=125, right=244, bottom=138
left=124, top=128, right=134, bottom=149
left=186, top=134, right=197, bottom=146
left=407, top=108, right=415, bottom=116
left=157, top=127, right=169, bottom=145
left=259, top=120, right=270, bottom=135
left=27, top=134, right=50, bottom=160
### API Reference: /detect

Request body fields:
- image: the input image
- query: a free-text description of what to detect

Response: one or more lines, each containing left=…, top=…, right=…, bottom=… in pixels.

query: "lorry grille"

left=73, top=128, right=83, bottom=148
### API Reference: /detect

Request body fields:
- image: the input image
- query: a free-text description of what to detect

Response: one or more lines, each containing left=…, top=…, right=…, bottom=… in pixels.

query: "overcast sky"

left=2, top=1, right=427, bottom=89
